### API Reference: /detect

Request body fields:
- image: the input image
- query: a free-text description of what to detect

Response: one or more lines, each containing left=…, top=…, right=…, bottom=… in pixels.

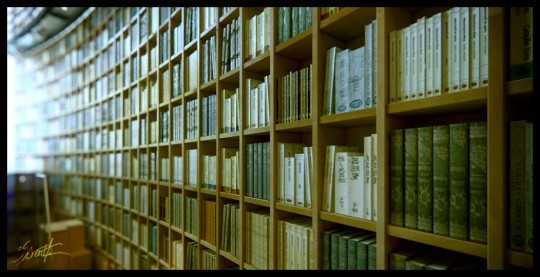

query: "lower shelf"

left=387, top=225, right=487, bottom=258
left=506, top=249, right=533, bottom=269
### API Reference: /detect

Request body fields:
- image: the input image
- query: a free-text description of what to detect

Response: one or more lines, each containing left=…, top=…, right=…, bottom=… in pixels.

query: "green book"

left=449, top=123, right=469, bottom=240
left=257, top=142, right=263, bottom=199
left=247, top=143, right=253, bottom=197
left=417, top=126, right=433, bottom=233
left=390, top=248, right=419, bottom=270
left=331, top=230, right=353, bottom=269
left=469, top=121, right=487, bottom=243
left=405, top=128, right=418, bottom=229
left=265, top=142, right=270, bottom=200
left=322, top=229, right=341, bottom=270
left=347, top=232, right=372, bottom=269
left=405, top=254, right=437, bottom=270
left=433, top=125, right=450, bottom=236
left=509, top=120, right=526, bottom=251
left=368, top=243, right=377, bottom=270
left=357, top=237, right=376, bottom=270
left=338, top=231, right=364, bottom=269
left=254, top=143, right=259, bottom=198
left=524, top=122, right=533, bottom=253
left=390, top=129, right=405, bottom=226
left=425, top=255, right=460, bottom=270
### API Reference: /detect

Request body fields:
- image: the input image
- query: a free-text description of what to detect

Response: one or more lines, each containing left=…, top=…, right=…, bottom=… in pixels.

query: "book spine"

left=295, top=153, right=305, bottom=207
left=410, top=22, right=418, bottom=100
left=403, top=26, right=410, bottom=100
left=417, top=126, right=433, bottom=233
left=348, top=155, right=364, bottom=218
left=365, top=22, right=373, bottom=107
left=442, top=11, right=451, bottom=93
left=460, top=7, right=470, bottom=90
left=404, top=128, right=418, bottom=229
left=449, top=123, right=469, bottom=240
left=349, top=47, right=365, bottom=110
left=510, top=121, right=526, bottom=251
left=372, top=19, right=378, bottom=106
left=524, top=122, right=533, bottom=253
left=469, top=121, right=487, bottom=244
left=390, top=31, right=397, bottom=103
left=323, top=145, right=336, bottom=212
left=390, top=129, right=404, bottom=227
left=335, top=49, right=350, bottom=113
left=510, top=7, right=533, bottom=80
left=364, top=136, right=372, bottom=220
left=372, top=133, right=378, bottom=221
left=470, top=7, right=480, bottom=88
left=335, top=152, right=349, bottom=215
left=450, top=7, right=460, bottom=92
left=418, top=17, right=427, bottom=98
left=396, top=29, right=403, bottom=101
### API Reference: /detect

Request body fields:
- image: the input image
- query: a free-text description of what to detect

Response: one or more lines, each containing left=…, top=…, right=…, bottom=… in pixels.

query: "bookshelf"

left=17, top=7, right=532, bottom=270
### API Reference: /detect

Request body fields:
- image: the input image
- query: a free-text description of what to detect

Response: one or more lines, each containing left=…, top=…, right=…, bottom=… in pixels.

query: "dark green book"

left=469, top=121, right=487, bottom=243
left=264, top=142, right=270, bottom=200
left=322, top=229, right=341, bottom=270
left=338, top=231, right=364, bottom=269
left=257, top=142, right=263, bottom=199
left=254, top=143, right=259, bottom=198
left=390, top=248, right=419, bottom=270
left=247, top=143, right=253, bottom=197
left=347, top=232, right=372, bottom=269
left=405, top=254, right=438, bottom=270
left=433, top=125, right=450, bottom=236
left=357, top=237, right=376, bottom=270
left=331, top=230, right=353, bottom=269
left=449, top=123, right=469, bottom=240
left=390, top=129, right=405, bottom=227
left=405, top=128, right=418, bottom=229
left=417, top=126, right=433, bottom=233
left=368, top=243, right=377, bottom=270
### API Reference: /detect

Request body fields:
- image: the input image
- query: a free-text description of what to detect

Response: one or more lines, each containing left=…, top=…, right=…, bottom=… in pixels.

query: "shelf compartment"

left=275, top=119, right=312, bottom=132
left=506, top=249, right=533, bottom=269
left=388, top=87, right=488, bottom=116
left=320, top=211, right=376, bottom=232
left=319, top=108, right=376, bottom=127
left=275, top=202, right=312, bottom=217
left=387, top=225, right=487, bottom=258
left=275, top=29, right=313, bottom=61
left=320, top=8, right=376, bottom=41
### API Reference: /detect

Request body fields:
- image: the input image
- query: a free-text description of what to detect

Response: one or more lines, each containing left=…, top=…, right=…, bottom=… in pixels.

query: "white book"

left=450, top=7, right=460, bottom=92
left=250, top=16, right=257, bottom=60
left=322, top=145, right=359, bottom=212
left=371, top=133, right=378, bottom=221
left=232, top=153, right=238, bottom=193
left=470, top=7, right=480, bottom=88
left=258, top=82, right=266, bottom=127
left=323, top=46, right=342, bottom=115
left=258, top=12, right=265, bottom=56
left=295, top=154, right=305, bottom=207
left=390, top=31, right=397, bottom=103
left=442, top=10, right=451, bottom=93
left=460, top=7, right=470, bottom=91
left=348, top=153, right=364, bottom=218
left=264, top=76, right=270, bottom=126
left=372, top=19, right=378, bottom=106
left=279, top=143, right=285, bottom=203
left=396, top=29, right=403, bottom=101
left=334, top=151, right=350, bottom=215
left=480, top=7, right=489, bottom=87
left=426, top=16, right=434, bottom=97
left=403, top=26, right=411, bottom=100
left=417, top=17, right=426, bottom=98
left=433, top=13, right=442, bottom=96
left=335, top=49, right=350, bottom=113
left=304, top=147, right=313, bottom=208
left=225, top=93, right=231, bottom=133
left=251, top=87, right=258, bottom=129
left=231, top=91, right=238, bottom=131
left=364, top=136, right=372, bottom=220
left=410, top=22, right=418, bottom=100
left=349, top=47, right=365, bottom=110
left=285, top=156, right=295, bottom=205
left=365, top=22, right=373, bottom=107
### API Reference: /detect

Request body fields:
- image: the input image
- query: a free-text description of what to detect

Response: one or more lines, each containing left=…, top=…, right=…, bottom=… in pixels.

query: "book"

left=417, top=126, right=433, bottom=233
left=349, top=47, right=365, bottom=111
left=335, top=49, right=350, bottom=113
left=509, top=7, right=533, bottom=80
left=524, top=122, right=533, bottom=253
left=449, top=123, right=469, bottom=240
left=459, top=7, right=470, bottom=90
left=469, top=121, right=487, bottom=243
left=510, top=120, right=526, bottom=251
left=348, top=154, right=365, bottom=218
left=433, top=125, right=450, bottom=236
left=480, top=8, right=491, bottom=87
left=404, top=128, right=418, bottom=229
left=390, top=129, right=404, bottom=226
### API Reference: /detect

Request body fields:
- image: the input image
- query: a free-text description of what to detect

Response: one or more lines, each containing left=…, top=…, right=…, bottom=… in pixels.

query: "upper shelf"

left=320, top=8, right=376, bottom=41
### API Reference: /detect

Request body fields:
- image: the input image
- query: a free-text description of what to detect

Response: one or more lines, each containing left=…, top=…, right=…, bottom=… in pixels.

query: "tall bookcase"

left=21, top=7, right=533, bottom=270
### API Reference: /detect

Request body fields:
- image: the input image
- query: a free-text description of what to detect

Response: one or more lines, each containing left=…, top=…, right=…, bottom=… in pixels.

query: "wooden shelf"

left=243, top=196, right=270, bottom=207
left=219, top=250, right=240, bottom=265
left=219, top=7, right=239, bottom=24
left=387, top=225, right=487, bottom=258
left=505, top=78, right=533, bottom=97
left=219, top=67, right=240, bottom=83
left=319, top=211, right=376, bottom=232
left=319, top=108, right=376, bottom=127
left=275, top=203, right=313, bottom=217
left=243, top=126, right=270, bottom=136
left=200, top=135, right=217, bottom=141
left=275, top=29, right=312, bottom=61
left=219, top=191, right=240, bottom=201
left=387, top=87, right=488, bottom=115
left=219, top=131, right=240, bottom=139
left=201, top=188, right=217, bottom=195
left=184, top=232, right=197, bottom=241
left=244, top=52, right=270, bottom=73
left=243, top=263, right=258, bottom=270
left=200, top=240, right=217, bottom=251
left=320, top=8, right=376, bottom=41
left=505, top=249, right=533, bottom=269
left=170, top=225, right=182, bottom=234
left=200, top=25, right=216, bottom=41
left=275, top=119, right=312, bottom=132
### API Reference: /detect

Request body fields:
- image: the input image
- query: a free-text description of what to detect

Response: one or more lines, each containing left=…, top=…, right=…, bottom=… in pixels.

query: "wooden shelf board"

left=200, top=79, right=217, bottom=92
left=184, top=232, right=197, bottom=241
left=171, top=225, right=182, bottom=234
left=244, top=52, right=270, bottom=73
left=200, top=25, right=216, bottom=41
left=184, top=89, right=197, bottom=99
left=243, top=126, right=270, bottom=136
left=219, top=250, right=240, bottom=265
left=219, top=191, right=240, bottom=201
left=184, top=185, right=198, bottom=192
left=319, top=108, right=376, bottom=127
left=184, top=138, right=198, bottom=144
left=275, top=29, right=313, bottom=61
left=219, top=67, right=240, bottom=83
left=243, top=263, right=258, bottom=270
left=275, top=202, right=313, bottom=217
left=200, top=135, right=217, bottom=142
left=219, top=131, right=240, bottom=139
left=275, top=119, right=312, bottom=132
left=506, top=249, right=533, bottom=269
left=201, top=188, right=217, bottom=195
left=184, top=39, right=197, bottom=53
left=388, top=87, right=488, bottom=115
left=320, top=8, right=376, bottom=41
left=200, top=239, right=217, bottom=251
left=219, top=8, right=239, bottom=24
left=505, top=78, right=533, bottom=97
left=387, top=225, right=487, bottom=258
left=243, top=196, right=270, bottom=207
left=320, top=211, right=376, bottom=232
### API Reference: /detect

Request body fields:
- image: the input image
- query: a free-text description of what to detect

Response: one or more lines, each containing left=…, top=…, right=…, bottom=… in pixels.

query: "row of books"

left=160, top=157, right=169, bottom=181
left=246, top=142, right=270, bottom=200
left=185, top=8, right=199, bottom=45
left=277, top=143, right=313, bottom=208
left=390, top=247, right=485, bottom=270
left=149, top=223, right=158, bottom=255
left=246, top=76, right=270, bottom=130
left=201, top=94, right=217, bottom=137
left=161, top=69, right=171, bottom=103
left=509, top=120, right=533, bottom=253
left=172, top=104, right=183, bottom=141
left=173, top=155, right=183, bottom=185
left=277, top=217, right=314, bottom=269
left=150, top=187, right=158, bottom=218
left=185, top=241, right=199, bottom=270
left=187, top=149, right=198, bottom=187
left=185, top=196, right=199, bottom=236
left=221, top=18, right=240, bottom=73
left=322, top=134, right=378, bottom=221
left=202, top=155, right=217, bottom=190
left=171, top=191, right=183, bottom=228
left=389, top=8, right=489, bottom=103
left=320, top=7, right=344, bottom=20
left=323, top=20, right=378, bottom=115
left=277, top=7, right=313, bottom=45
left=186, top=50, right=198, bottom=91
left=322, top=228, right=376, bottom=270
left=186, top=98, right=199, bottom=139
left=172, top=61, right=183, bottom=99
left=390, top=122, right=487, bottom=243
left=202, top=200, right=216, bottom=245
left=221, top=88, right=239, bottom=134
left=277, top=65, right=312, bottom=123
left=159, top=194, right=170, bottom=221
left=161, top=235, right=170, bottom=261
left=160, top=110, right=169, bottom=142
left=221, top=148, right=239, bottom=194
left=171, top=240, right=183, bottom=269
left=202, top=7, right=218, bottom=32
left=202, top=249, right=217, bottom=270
left=221, top=203, right=240, bottom=257
left=245, top=210, right=270, bottom=269
left=244, top=8, right=271, bottom=62
left=201, top=36, right=217, bottom=84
